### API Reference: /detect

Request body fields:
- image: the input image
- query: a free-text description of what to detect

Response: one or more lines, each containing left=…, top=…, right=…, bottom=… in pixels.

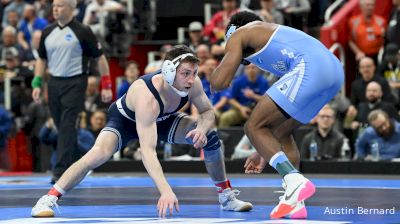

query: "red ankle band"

left=48, top=187, right=62, bottom=198
left=215, top=179, right=232, bottom=193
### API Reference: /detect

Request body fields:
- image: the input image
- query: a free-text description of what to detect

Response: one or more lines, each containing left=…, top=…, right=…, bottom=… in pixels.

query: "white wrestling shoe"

left=31, top=195, right=59, bottom=217
left=219, top=188, right=253, bottom=212
left=270, top=173, right=315, bottom=219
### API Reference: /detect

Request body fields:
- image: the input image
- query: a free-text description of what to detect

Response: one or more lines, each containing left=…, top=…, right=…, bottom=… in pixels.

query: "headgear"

left=161, top=53, right=195, bottom=97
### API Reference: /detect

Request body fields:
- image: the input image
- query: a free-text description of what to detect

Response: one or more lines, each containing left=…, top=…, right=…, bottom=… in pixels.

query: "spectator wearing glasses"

left=300, top=104, right=346, bottom=160
left=355, top=109, right=400, bottom=161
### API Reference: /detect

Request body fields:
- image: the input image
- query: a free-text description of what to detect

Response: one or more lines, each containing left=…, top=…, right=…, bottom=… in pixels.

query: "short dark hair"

left=227, top=11, right=262, bottom=31
left=165, top=45, right=199, bottom=64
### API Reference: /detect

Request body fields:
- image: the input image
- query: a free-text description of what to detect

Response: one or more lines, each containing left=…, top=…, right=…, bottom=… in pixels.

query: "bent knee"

left=84, top=145, right=115, bottom=169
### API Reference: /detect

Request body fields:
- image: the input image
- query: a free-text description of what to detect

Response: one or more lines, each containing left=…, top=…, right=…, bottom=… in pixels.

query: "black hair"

left=227, top=11, right=262, bottom=31
left=165, top=45, right=199, bottom=64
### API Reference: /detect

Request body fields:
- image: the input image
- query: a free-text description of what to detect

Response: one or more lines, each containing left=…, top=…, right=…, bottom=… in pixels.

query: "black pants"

left=48, top=74, right=87, bottom=178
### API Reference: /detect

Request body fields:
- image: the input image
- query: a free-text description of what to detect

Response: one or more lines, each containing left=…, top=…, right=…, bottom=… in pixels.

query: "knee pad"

left=203, top=130, right=221, bottom=151
left=203, top=130, right=223, bottom=163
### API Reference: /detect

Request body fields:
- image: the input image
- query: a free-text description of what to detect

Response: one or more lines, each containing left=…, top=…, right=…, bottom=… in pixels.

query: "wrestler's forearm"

left=196, top=109, right=215, bottom=133
left=141, top=148, right=172, bottom=194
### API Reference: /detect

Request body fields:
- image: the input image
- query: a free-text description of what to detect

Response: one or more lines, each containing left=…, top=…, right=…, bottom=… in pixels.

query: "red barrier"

left=320, top=0, right=392, bottom=49
left=320, top=0, right=393, bottom=95
left=7, top=130, right=32, bottom=171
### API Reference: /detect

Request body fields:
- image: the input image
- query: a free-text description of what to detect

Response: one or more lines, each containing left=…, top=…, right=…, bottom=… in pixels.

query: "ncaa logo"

left=65, top=33, right=73, bottom=41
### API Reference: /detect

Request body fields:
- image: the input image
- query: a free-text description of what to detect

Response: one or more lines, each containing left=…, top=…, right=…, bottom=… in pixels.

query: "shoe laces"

left=224, top=189, right=241, bottom=201
left=274, top=190, right=285, bottom=201
left=40, top=195, right=61, bottom=214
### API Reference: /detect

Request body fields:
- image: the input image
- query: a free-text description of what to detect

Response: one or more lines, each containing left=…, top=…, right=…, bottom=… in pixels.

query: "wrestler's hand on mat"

left=186, top=129, right=207, bottom=149
left=157, top=191, right=179, bottom=218
left=244, top=152, right=267, bottom=174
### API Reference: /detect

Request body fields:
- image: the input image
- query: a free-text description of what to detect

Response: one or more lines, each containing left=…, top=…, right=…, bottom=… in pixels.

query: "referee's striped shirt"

left=38, top=19, right=103, bottom=78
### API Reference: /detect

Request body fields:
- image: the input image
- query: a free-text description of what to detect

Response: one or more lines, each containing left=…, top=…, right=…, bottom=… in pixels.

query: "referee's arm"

left=32, top=57, right=47, bottom=102
left=97, top=54, right=113, bottom=103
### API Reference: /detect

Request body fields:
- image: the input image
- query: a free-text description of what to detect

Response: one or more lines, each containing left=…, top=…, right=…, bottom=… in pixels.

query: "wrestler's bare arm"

left=191, top=77, right=215, bottom=131
left=134, top=87, right=172, bottom=194
left=210, top=30, right=244, bottom=91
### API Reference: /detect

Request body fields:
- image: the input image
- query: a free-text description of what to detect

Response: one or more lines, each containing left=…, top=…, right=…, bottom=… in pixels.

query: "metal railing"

left=177, top=27, right=187, bottom=44
left=324, top=0, right=346, bottom=25
left=329, top=42, right=346, bottom=96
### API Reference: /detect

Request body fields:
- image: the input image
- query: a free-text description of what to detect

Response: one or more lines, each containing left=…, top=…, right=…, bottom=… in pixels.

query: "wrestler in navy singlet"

left=103, top=72, right=188, bottom=150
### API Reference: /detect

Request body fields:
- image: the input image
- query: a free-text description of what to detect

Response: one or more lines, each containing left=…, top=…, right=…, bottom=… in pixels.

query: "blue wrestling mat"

left=0, top=173, right=399, bottom=223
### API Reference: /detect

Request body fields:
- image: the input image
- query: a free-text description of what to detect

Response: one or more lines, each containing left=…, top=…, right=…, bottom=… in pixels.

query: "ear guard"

left=161, top=53, right=194, bottom=86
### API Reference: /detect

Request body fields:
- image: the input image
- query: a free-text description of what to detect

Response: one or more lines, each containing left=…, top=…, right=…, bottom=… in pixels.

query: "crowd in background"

left=0, top=0, right=399, bottom=172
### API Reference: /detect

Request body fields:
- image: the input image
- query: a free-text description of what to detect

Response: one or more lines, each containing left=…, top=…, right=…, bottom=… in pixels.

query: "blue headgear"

left=225, top=24, right=237, bottom=41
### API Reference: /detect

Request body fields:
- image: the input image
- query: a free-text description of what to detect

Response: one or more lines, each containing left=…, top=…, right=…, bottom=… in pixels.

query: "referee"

left=31, top=0, right=113, bottom=183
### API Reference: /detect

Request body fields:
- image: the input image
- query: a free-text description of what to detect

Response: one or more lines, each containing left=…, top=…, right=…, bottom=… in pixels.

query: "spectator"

left=355, top=109, right=400, bottom=161
left=203, top=0, right=239, bottom=43
left=184, top=21, right=210, bottom=51
left=39, top=117, right=95, bottom=170
left=231, top=134, right=257, bottom=159
left=196, top=44, right=212, bottom=77
left=144, top=44, right=172, bottom=74
left=255, top=0, right=283, bottom=24
left=347, top=57, right=394, bottom=120
left=82, top=0, right=125, bottom=38
left=0, top=26, right=22, bottom=63
left=17, top=4, right=48, bottom=51
left=275, top=0, right=310, bottom=31
left=2, top=0, right=25, bottom=28
left=34, top=0, right=53, bottom=23
left=348, top=0, right=386, bottom=61
left=88, top=109, right=107, bottom=137
left=21, top=30, right=42, bottom=69
left=219, top=63, right=269, bottom=127
left=377, top=43, right=400, bottom=103
left=192, top=58, right=231, bottom=123
left=385, top=0, right=400, bottom=47
left=117, top=61, right=140, bottom=99
left=0, top=104, right=12, bottom=171
left=85, top=76, right=110, bottom=115
left=0, top=47, right=34, bottom=116
left=3, top=10, right=20, bottom=29
left=300, top=104, right=346, bottom=160
left=351, top=81, right=398, bottom=139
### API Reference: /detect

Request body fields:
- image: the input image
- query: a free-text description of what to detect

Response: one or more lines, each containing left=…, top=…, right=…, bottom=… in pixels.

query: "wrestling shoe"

left=219, top=188, right=253, bottom=212
left=31, top=195, right=59, bottom=217
left=270, top=173, right=315, bottom=219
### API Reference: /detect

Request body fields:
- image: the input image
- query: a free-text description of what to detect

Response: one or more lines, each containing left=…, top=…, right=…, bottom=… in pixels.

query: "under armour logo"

left=280, top=83, right=288, bottom=91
